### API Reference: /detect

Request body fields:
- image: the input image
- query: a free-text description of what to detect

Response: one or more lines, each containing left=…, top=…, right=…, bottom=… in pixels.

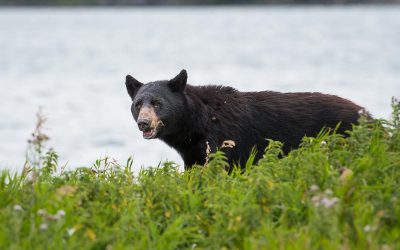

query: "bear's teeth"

left=143, top=129, right=155, bottom=139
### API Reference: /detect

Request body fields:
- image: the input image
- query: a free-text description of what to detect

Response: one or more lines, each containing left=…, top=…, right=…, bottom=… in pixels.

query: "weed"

left=0, top=100, right=399, bottom=249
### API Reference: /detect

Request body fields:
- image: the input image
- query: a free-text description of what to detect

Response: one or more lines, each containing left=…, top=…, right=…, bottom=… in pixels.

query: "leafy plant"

left=0, top=100, right=399, bottom=249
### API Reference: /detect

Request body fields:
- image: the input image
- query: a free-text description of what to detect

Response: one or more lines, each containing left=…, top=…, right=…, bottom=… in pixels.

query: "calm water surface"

left=0, top=6, right=399, bottom=171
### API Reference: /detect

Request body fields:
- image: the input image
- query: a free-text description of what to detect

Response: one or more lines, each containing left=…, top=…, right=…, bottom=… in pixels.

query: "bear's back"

left=185, top=84, right=364, bottom=159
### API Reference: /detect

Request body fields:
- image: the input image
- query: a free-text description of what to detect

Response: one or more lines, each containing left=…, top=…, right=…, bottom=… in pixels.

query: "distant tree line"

left=1, top=0, right=399, bottom=5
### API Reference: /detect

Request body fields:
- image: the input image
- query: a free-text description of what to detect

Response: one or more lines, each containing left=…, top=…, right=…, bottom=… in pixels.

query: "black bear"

left=125, top=69, right=366, bottom=170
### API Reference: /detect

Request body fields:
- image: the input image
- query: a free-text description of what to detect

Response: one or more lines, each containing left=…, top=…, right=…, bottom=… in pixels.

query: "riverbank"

left=0, top=100, right=399, bottom=249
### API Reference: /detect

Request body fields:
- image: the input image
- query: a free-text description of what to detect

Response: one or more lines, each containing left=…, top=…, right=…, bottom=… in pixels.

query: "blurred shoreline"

left=1, top=3, right=400, bottom=8
left=1, top=0, right=400, bottom=7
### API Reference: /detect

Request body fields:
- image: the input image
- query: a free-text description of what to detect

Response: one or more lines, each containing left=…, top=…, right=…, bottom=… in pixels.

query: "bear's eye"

left=152, top=100, right=162, bottom=109
left=134, top=101, right=142, bottom=111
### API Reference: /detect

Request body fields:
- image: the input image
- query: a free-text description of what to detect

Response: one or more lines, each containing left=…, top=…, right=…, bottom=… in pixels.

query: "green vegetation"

left=1, top=99, right=400, bottom=249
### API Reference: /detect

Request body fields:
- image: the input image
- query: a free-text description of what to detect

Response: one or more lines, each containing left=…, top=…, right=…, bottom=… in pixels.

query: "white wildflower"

left=321, top=197, right=339, bottom=208
left=310, top=185, right=319, bottom=192
left=311, top=195, right=321, bottom=207
left=67, top=227, right=76, bottom=236
left=37, top=209, right=46, bottom=216
left=324, top=189, right=333, bottom=196
left=363, top=224, right=376, bottom=232
left=311, top=193, right=339, bottom=209
left=40, top=223, right=48, bottom=231
left=57, top=210, right=66, bottom=218
left=13, top=204, right=22, bottom=211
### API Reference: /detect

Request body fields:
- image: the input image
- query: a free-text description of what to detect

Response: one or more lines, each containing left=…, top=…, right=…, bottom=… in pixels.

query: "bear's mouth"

left=142, top=120, right=164, bottom=140
left=143, top=128, right=157, bottom=139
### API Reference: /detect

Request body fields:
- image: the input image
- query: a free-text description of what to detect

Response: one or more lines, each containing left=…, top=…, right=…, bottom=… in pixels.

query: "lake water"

left=0, top=6, right=399, bottom=171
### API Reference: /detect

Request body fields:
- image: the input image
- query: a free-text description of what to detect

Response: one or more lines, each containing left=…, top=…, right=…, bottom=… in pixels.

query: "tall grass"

left=1, top=99, right=399, bottom=249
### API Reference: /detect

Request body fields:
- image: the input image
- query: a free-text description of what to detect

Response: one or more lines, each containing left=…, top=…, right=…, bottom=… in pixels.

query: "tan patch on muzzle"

left=138, top=106, right=160, bottom=129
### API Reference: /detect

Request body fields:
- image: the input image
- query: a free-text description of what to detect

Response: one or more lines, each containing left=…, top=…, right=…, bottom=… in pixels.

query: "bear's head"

left=125, top=69, right=188, bottom=140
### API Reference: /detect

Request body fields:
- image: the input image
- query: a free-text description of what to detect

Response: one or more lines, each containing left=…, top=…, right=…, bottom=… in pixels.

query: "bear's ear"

left=125, top=75, right=143, bottom=99
left=168, top=69, right=187, bottom=92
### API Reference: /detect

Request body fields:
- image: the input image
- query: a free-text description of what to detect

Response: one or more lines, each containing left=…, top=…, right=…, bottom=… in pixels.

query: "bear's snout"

left=137, top=106, right=158, bottom=127
left=137, top=119, right=151, bottom=131
left=136, top=106, right=163, bottom=140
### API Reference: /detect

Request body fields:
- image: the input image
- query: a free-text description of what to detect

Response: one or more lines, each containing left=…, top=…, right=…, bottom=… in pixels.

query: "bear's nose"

left=137, top=119, right=151, bottom=131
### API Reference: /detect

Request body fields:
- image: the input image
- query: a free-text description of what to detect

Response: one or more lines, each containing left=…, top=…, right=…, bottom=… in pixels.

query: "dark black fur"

left=126, top=69, right=365, bottom=170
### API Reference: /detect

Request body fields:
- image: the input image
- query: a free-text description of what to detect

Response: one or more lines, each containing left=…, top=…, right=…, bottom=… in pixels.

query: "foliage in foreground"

left=1, top=100, right=400, bottom=249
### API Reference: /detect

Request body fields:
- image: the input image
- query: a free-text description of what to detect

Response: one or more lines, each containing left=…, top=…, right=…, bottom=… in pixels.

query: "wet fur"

left=169, top=86, right=363, bottom=169
left=126, top=70, right=366, bottom=170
